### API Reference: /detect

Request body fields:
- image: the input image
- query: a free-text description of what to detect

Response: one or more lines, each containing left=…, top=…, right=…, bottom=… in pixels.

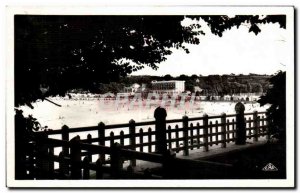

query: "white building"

left=151, top=80, right=185, bottom=95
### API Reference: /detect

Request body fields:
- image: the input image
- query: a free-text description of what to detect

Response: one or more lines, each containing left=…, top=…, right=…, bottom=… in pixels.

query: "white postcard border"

left=5, top=6, right=295, bottom=188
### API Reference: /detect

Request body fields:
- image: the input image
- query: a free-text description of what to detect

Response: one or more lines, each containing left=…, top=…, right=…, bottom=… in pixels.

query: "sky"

left=132, top=17, right=287, bottom=77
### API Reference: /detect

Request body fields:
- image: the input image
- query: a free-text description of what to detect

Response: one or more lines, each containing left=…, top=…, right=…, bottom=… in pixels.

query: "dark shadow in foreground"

left=148, top=142, right=286, bottom=179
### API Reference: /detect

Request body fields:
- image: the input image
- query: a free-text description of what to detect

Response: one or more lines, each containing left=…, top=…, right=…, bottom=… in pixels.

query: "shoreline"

left=18, top=98, right=270, bottom=130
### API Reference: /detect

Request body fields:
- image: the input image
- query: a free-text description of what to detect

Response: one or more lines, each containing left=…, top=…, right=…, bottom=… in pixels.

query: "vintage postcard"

left=6, top=6, right=295, bottom=188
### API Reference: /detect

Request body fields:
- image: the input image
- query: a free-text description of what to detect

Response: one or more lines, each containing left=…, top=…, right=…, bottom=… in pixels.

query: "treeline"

left=70, top=74, right=270, bottom=96
left=193, top=74, right=270, bottom=96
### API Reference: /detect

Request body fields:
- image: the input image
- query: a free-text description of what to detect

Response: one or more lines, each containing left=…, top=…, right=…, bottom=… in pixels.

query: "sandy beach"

left=19, top=97, right=270, bottom=130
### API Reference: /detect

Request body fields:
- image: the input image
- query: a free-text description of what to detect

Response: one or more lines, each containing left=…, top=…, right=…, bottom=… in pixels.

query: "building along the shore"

left=150, top=80, right=185, bottom=95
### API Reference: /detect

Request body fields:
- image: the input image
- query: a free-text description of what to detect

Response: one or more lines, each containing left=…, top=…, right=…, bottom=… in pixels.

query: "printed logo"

left=262, top=163, right=278, bottom=171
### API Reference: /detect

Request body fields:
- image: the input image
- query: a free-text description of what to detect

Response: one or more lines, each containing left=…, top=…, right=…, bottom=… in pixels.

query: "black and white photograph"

left=5, top=6, right=295, bottom=188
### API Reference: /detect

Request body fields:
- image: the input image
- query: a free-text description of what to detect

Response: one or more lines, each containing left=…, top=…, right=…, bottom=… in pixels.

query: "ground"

left=132, top=139, right=286, bottom=179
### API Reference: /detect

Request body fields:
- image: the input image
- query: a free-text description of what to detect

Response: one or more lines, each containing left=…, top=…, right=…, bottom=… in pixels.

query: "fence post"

left=190, top=123, right=194, bottom=150
left=58, top=151, right=68, bottom=179
left=139, top=129, right=144, bottom=152
left=110, top=143, right=123, bottom=179
left=35, top=132, right=49, bottom=179
left=110, top=132, right=115, bottom=147
left=154, top=107, right=168, bottom=154
left=215, top=120, right=219, bottom=145
left=235, top=102, right=246, bottom=145
left=182, top=115, right=189, bottom=156
left=96, top=158, right=103, bottom=179
left=48, top=146, right=54, bottom=179
left=127, top=165, right=135, bottom=179
left=83, top=156, right=90, bottom=179
left=98, top=122, right=105, bottom=163
left=209, top=121, right=213, bottom=146
left=167, top=125, right=172, bottom=150
left=247, top=117, right=252, bottom=139
left=203, top=114, right=209, bottom=152
left=62, top=125, right=69, bottom=156
left=120, top=131, right=125, bottom=147
left=148, top=128, right=152, bottom=153
left=226, top=119, right=230, bottom=140
left=253, top=111, right=259, bottom=142
left=70, top=135, right=82, bottom=179
left=221, top=113, right=227, bottom=148
left=175, top=125, right=180, bottom=152
left=129, top=119, right=136, bottom=166
left=162, top=150, right=176, bottom=179
left=87, top=134, right=92, bottom=162
left=196, top=123, right=200, bottom=149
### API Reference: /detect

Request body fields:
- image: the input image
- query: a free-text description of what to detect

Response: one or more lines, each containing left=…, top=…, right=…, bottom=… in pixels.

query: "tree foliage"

left=199, top=15, right=286, bottom=36
left=163, top=74, right=173, bottom=81
left=258, top=71, right=286, bottom=141
left=15, top=15, right=286, bottom=107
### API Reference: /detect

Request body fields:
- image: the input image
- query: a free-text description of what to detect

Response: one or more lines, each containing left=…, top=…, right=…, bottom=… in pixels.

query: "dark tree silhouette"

left=163, top=74, right=173, bottom=81
left=258, top=71, right=286, bottom=141
left=178, top=74, right=189, bottom=81
left=15, top=15, right=286, bottom=107
left=191, top=74, right=199, bottom=80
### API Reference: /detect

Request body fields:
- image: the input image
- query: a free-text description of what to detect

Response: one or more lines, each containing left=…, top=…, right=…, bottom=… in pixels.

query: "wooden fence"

left=34, top=111, right=269, bottom=156
left=29, top=136, right=236, bottom=179
left=16, top=102, right=270, bottom=179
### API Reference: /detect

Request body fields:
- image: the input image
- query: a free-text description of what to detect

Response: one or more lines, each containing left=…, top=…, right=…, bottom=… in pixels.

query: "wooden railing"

left=34, top=111, right=269, bottom=158
left=31, top=136, right=235, bottom=179
left=16, top=103, right=270, bottom=179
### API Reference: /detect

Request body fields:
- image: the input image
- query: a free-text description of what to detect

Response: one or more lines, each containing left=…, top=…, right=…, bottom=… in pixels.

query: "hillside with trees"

left=195, top=74, right=270, bottom=96
left=80, top=74, right=271, bottom=95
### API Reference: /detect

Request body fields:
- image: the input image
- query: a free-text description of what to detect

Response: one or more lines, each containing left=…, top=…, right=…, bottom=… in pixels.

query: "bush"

left=258, top=71, right=286, bottom=142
